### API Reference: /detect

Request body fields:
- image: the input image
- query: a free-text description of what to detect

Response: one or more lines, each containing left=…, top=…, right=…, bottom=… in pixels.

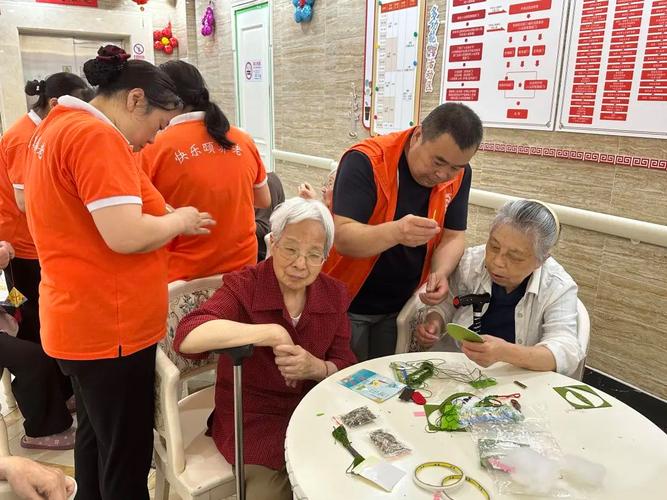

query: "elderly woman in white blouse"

left=416, top=199, right=583, bottom=376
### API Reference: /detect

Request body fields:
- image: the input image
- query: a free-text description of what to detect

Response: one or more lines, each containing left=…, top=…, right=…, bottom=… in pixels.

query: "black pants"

left=58, top=344, right=157, bottom=500
left=2, top=257, right=74, bottom=435
left=0, top=332, right=73, bottom=436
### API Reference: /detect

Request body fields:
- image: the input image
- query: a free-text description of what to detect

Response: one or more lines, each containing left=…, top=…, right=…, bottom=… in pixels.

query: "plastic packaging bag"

left=339, top=406, right=377, bottom=428
left=368, top=429, right=412, bottom=458
left=469, top=418, right=572, bottom=497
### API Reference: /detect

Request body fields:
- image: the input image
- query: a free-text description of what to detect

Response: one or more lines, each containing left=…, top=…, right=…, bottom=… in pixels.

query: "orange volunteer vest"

left=323, top=127, right=465, bottom=300
left=0, top=112, right=41, bottom=259
left=140, top=113, right=267, bottom=281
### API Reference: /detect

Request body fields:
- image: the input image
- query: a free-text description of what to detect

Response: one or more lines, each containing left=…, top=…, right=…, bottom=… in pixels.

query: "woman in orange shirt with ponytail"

left=141, top=60, right=270, bottom=281
left=0, top=73, right=90, bottom=450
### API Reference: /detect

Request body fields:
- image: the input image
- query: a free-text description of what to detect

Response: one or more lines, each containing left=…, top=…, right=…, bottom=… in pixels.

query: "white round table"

left=285, top=353, right=667, bottom=499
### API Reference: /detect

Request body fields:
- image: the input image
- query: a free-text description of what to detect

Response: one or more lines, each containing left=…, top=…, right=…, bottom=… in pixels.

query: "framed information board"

left=558, top=0, right=667, bottom=138
left=440, top=0, right=568, bottom=130
left=363, top=0, right=377, bottom=129
left=370, top=0, right=426, bottom=135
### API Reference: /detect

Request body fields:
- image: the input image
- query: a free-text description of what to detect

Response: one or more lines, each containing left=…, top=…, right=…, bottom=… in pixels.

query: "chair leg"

left=1, top=370, right=16, bottom=411
left=154, top=459, right=171, bottom=500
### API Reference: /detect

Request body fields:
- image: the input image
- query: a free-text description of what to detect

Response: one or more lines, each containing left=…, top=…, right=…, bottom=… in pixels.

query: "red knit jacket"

left=175, top=258, right=357, bottom=470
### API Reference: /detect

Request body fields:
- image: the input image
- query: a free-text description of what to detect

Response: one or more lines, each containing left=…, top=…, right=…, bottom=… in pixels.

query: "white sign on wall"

left=440, top=0, right=568, bottom=130
left=558, top=0, right=667, bottom=139
left=371, top=0, right=426, bottom=135
left=363, top=0, right=376, bottom=129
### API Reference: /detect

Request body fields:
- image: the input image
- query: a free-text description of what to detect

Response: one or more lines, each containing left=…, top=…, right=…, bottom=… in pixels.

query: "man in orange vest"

left=323, top=103, right=483, bottom=361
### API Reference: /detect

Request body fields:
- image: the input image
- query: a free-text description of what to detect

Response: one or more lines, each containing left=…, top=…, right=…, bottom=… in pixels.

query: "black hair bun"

left=83, top=45, right=130, bottom=87
left=24, top=79, right=45, bottom=96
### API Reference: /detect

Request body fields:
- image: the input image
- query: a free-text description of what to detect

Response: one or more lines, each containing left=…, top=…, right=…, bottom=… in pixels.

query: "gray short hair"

left=270, top=197, right=335, bottom=255
left=490, top=199, right=560, bottom=262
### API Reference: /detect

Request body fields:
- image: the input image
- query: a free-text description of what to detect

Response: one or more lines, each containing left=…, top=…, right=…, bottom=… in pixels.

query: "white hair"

left=490, top=199, right=560, bottom=263
left=270, top=197, right=335, bottom=255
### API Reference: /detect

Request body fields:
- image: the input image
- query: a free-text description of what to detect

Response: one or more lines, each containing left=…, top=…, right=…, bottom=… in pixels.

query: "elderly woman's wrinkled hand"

left=415, top=311, right=443, bottom=348
left=273, top=344, right=323, bottom=386
left=0, top=241, right=15, bottom=269
left=461, top=335, right=509, bottom=367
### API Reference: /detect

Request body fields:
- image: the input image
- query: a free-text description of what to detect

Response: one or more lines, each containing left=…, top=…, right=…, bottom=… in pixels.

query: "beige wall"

left=0, top=0, right=189, bottom=127
left=1, top=0, right=190, bottom=61
left=188, top=0, right=667, bottom=399
left=191, top=0, right=236, bottom=117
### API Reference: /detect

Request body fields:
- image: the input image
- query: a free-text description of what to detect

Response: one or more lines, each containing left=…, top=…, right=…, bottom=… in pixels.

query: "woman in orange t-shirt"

left=0, top=73, right=89, bottom=343
left=0, top=73, right=90, bottom=450
left=24, top=46, right=214, bottom=500
left=141, top=60, right=270, bottom=281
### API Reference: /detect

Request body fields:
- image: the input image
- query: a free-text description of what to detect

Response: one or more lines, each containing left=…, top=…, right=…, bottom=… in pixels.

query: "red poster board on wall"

left=36, top=0, right=98, bottom=7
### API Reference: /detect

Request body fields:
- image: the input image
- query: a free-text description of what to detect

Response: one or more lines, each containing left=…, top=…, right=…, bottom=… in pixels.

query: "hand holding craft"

left=415, top=311, right=443, bottom=348
left=394, top=214, right=440, bottom=247
left=419, top=271, right=449, bottom=305
left=461, top=335, right=509, bottom=367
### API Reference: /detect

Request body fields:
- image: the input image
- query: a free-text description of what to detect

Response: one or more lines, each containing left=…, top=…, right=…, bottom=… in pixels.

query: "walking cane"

left=215, top=344, right=254, bottom=500
left=453, top=293, right=490, bottom=334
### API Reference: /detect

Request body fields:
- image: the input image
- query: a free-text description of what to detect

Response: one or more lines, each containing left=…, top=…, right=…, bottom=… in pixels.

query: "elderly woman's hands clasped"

left=267, top=323, right=324, bottom=388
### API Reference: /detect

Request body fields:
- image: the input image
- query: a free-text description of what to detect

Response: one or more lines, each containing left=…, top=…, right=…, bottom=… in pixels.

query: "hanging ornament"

left=132, top=0, right=148, bottom=11
left=153, top=22, right=179, bottom=56
left=424, top=5, right=440, bottom=93
left=201, top=1, right=215, bottom=37
left=292, top=0, right=315, bottom=23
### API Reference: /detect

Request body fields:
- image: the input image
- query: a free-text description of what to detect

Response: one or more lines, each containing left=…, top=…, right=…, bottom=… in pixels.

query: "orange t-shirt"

left=140, top=113, right=267, bottom=281
left=0, top=111, right=40, bottom=259
left=25, top=96, right=169, bottom=360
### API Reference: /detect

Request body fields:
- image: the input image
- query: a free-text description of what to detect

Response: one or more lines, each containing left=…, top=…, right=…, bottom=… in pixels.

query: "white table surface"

left=285, top=353, right=667, bottom=499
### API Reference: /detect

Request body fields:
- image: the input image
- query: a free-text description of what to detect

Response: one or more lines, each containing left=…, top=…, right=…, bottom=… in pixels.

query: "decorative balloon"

left=201, top=1, right=215, bottom=37
left=132, top=0, right=148, bottom=11
left=154, top=22, right=178, bottom=56
left=292, top=0, right=315, bottom=23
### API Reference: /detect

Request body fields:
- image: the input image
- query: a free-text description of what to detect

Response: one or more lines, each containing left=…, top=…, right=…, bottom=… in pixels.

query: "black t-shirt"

left=479, top=277, right=530, bottom=343
left=333, top=150, right=472, bottom=314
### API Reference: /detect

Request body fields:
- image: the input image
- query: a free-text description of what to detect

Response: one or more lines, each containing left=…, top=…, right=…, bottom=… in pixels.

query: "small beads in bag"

left=369, top=429, right=411, bottom=458
left=340, top=406, right=377, bottom=428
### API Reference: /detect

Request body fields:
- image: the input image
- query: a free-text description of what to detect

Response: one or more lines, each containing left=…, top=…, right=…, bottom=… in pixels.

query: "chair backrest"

left=160, top=275, right=223, bottom=373
left=154, top=274, right=223, bottom=474
left=395, top=293, right=424, bottom=354
left=572, top=298, right=590, bottom=381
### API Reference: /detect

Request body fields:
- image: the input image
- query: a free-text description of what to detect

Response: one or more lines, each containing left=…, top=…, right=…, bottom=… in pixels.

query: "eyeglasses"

left=275, top=244, right=325, bottom=267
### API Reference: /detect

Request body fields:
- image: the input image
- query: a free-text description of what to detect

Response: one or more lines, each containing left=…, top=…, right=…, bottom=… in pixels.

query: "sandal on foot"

left=21, top=426, right=76, bottom=450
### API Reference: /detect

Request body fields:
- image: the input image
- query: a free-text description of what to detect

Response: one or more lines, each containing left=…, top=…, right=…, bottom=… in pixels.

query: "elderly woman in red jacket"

left=174, top=197, right=357, bottom=500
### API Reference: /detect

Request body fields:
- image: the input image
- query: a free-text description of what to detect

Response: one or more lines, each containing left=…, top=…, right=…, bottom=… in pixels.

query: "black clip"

left=399, top=387, right=415, bottom=401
